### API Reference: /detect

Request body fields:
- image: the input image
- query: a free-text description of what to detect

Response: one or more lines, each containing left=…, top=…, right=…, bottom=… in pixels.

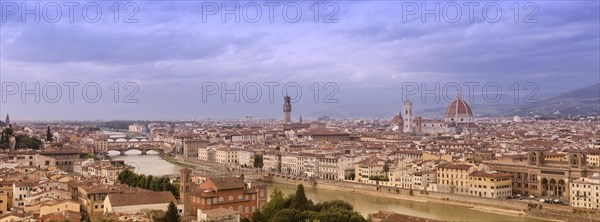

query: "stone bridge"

left=106, top=146, right=165, bottom=155
left=95, top=140, right=173, bottom=155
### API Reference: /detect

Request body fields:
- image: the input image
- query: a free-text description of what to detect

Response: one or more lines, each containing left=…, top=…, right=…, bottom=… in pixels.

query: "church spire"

left=5, top=113, right=9, bottom=125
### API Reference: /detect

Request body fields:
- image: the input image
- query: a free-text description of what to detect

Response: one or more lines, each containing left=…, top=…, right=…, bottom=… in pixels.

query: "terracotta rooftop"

left=207, top=177, right=245, bottom=191
left=106, top=191, right=175, bottom=207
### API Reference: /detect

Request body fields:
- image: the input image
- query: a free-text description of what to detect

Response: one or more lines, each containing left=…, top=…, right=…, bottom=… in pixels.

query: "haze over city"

left=1, top=1, right=598, bottom=120
left=0, top=1, right=599, bottom=222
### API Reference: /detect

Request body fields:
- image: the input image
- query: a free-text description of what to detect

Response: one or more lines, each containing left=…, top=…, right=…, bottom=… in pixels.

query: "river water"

left=110, top=152, right=549, bottom=222
left=108, top=150, right=183, bottom=175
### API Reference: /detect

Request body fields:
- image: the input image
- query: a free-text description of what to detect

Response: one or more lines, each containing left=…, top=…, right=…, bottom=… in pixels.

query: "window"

left=238, top=195, right=243, bottom=200
left=219, top=197, right=224, bottom=202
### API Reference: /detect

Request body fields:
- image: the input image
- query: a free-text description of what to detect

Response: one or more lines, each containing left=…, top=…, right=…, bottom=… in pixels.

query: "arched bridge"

left=106, top=146, right=165, bottom=155
left=95, top=140, right=173, bottom=155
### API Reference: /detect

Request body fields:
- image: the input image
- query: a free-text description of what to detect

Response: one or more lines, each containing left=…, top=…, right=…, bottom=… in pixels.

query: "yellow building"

left=0, top=181, right=13, bottom=214
left=468, top=171, right=513, bottom=198
left=436, top=163, right=474, bottom=195
left=0, top=189, right=8, bottom=215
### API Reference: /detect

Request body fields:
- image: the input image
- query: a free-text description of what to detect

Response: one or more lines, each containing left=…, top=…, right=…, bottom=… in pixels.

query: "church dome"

left=444, top=91, right=473, bottom=119
left=391, top=113, right=403, bottom=125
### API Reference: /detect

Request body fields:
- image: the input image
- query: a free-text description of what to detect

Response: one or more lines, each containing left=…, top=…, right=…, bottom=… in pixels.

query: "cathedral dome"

left=444, top=91, right=473, bottom=119
left=391, top=113, right=403, bottom=125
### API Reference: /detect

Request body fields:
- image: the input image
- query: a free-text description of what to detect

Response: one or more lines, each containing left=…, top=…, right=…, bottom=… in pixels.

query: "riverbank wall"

left=270, top=176, right=599, bottom=222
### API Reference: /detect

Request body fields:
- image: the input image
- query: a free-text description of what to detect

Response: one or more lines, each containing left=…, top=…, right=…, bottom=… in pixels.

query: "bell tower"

left=403, top=101, right=413, bottom=133
left=283, top=96, right=292, bottom=125
left=180, top=168, right=192, bottom=216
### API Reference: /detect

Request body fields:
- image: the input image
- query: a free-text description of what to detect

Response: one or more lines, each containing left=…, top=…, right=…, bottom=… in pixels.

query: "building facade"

left=570, top=174, right=600, bottom=210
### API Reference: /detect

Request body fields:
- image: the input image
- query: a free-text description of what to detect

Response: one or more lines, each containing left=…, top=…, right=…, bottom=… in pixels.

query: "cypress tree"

left=290, top=184, right=309, bottom=211
left=46, top=126, right=53, bottom=142
left=161, top=201, right=181, bottom=222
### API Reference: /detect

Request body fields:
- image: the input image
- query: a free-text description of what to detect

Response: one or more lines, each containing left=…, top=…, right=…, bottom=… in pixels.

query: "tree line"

left=1, top=128, right=43, bottom=150
left=117, top=169, right=179, bottom=198
left=248, top=184, right=366, bottom=222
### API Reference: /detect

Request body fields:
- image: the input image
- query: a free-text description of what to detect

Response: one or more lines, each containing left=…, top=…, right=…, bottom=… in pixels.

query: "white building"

left=199, top=147, right=217, bottom=162
left=237, top=149, right=255, bottom=167
left=128, top=124, right=147, bottom=133
left=317, top=156, right=339, bottom=180
left=570, top=173, right=600, bottom=210
left=281, top=153, right=299, bottom=176
left=216, top=148, right=238, bottom=164
left=263, top=152, right=281, bottom=173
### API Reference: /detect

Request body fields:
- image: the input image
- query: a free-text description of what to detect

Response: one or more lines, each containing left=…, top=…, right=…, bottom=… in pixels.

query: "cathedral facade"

left=401, top=91, right=477, bottom=134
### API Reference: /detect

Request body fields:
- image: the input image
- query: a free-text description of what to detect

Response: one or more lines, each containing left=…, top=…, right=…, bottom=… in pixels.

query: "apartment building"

left=468, top=171, right=513, bottom=199
left=355, top=157, right=386, bottom=183
left=237, top=149, right=255, bottom=167
left=216, top=149, right=238, bottom=165
left=263, top=152, right=281, bottom=173
left=436, top=163, right=474, bottom=195
left=570, top=173, right=600, bottom=209
left=188, top=177, right=268, bottom=219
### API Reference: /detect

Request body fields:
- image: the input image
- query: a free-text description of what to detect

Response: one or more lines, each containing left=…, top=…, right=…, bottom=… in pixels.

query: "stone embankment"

left=269, top=175, right=599, bottom=222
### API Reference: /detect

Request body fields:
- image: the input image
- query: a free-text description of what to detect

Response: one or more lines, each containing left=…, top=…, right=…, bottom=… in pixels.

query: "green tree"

left=259, top=188, right=286, bottom=220
left=156, top=201, right=180, bottom=222
left=290, top=184, right=310, bottom=211
left=118, top=169, right=179, bottom=197
left=46, top=126, right=53, bottom=142
left=253, top=187, right=366, bottom=222
left=15, top=135, right=42, bottom=149
left=254, top=154, right=264, bottom=168
left=269, top=209, right=301, bottom=222
left=2, top=128, right=13, bottom=136
left=383, top=162, right=389, bottom=173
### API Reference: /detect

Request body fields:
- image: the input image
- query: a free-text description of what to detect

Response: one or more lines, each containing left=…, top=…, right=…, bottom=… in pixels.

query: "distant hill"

left=0, top=120, right=4, bottom=127
left=514, top=84, right=599, bottom=117
left=415, top=84, right=600, bottom=118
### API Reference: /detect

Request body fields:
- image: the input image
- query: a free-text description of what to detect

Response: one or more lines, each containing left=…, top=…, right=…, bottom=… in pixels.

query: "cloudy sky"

left=0, top=0, right=598, bottom=120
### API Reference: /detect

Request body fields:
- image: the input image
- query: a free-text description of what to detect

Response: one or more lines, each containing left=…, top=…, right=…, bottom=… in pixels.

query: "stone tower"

left=283, top=96, right=292, bottom=124
left=180, top=168, right=192, bottom=216
left=568, top=151, right=587, bottom=169
left=403, top=101, right=413, bottom=133
left=5, top=113, right=9, bottom=125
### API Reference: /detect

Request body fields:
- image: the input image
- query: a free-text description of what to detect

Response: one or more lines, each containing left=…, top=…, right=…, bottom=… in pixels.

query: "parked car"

left=553, top=199, right=561, bottom=204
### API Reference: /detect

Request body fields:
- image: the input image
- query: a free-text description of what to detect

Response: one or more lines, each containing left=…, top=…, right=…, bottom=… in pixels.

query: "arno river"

left=109, top=151, right=549, bottom=222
